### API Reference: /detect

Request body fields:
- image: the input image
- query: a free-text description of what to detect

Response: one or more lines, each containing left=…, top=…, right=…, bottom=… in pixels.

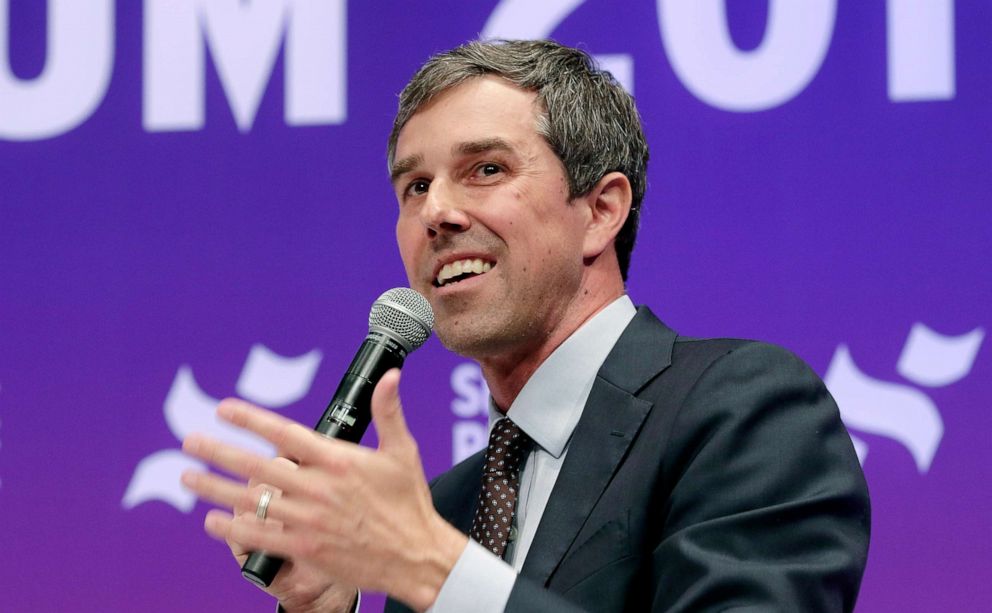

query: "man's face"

left=392, top=76, right=588, bottom=361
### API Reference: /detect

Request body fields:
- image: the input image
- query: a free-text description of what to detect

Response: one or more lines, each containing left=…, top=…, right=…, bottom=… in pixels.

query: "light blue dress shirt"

left=430, top=295, right=637, bottom=612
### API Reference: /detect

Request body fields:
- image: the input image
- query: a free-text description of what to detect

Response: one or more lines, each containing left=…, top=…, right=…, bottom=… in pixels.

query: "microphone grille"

left=369, top=288, right=435, bottom=351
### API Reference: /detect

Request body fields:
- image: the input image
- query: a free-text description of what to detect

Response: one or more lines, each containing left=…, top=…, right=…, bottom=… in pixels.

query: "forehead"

left=393, top=76, right=543, bottom=160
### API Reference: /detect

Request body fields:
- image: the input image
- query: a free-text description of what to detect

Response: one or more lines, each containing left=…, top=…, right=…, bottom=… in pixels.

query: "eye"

left=405, top=179, right=430, bottom=197
left=474, top=163, right=504, bottom=179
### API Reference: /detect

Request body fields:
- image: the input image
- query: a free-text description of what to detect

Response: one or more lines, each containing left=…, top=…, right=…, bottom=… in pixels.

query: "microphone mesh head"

left=368, top=288, right=434, bottom=351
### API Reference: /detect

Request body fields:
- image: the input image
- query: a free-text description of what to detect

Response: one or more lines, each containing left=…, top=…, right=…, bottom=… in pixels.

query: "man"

left=181, top=40, right=870, bottom=612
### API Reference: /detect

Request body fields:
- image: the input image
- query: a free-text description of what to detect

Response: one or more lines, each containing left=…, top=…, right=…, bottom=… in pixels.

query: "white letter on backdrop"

left=887, top=0, right=955, bottom=101
left=0, top=0, right=114, bottom=141
left=658, top=0, right=836, bottom=111
left=144, top=0, right=346, bottom=132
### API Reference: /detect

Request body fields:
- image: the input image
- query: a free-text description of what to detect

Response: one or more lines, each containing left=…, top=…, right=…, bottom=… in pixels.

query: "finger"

left=271, top=456, right=300, bottom=471
left=204, top=508, right=304, bottom=561
left=242, top=480, right=283, bottom=513
left=216, top=398, right=330, bottom=464
left=183, top=434, right=310, bottom=496
left=370, top=368, right=415, bottom=456
left=189, top=470, right=335, bottom=534
left=247, top=456, right=297, bottom=492
left=182, top=469, right=245, bottom=513
left=240, top=483, right=289, bottom=523
left=203, top=509, right=250, bottom=559
left=203, top=506, right=287, bottom=559
left=182, top=470, right=282, bottom=519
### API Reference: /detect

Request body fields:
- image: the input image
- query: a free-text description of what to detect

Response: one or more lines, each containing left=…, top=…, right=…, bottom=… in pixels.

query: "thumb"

left=371, top=368, right=415, bottom=456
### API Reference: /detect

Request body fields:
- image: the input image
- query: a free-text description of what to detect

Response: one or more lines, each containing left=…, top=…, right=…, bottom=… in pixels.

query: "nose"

left=421, top=180, right=470, bottom=239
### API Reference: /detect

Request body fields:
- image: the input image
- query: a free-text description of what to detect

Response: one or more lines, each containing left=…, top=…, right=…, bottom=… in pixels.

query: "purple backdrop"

left=2, top=2, right=989, bottom=611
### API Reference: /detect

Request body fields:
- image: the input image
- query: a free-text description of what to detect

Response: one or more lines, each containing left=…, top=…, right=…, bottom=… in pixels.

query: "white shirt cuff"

left=428, top=539, right=516, bottom=613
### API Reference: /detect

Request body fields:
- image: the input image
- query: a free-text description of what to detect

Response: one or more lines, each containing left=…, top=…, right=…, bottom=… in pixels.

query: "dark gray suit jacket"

left=386, top=308, right=870, bottom=611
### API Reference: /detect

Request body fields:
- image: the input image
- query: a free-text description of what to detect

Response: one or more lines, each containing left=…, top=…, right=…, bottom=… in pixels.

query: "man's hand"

left=181, top=369, right=469, bottom=611
left=187, top=460, right=359, bottom=613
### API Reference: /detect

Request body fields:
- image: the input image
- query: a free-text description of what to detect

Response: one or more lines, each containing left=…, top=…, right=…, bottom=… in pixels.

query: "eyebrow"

left=390, top=153, right=423, bottom=184
left=456, top=137, right=513, bottom=157
left=390, top=138, right=515, bottom=184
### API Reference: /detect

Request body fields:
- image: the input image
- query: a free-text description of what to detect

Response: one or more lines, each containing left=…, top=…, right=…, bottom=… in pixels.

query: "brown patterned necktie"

left=470, top=417, right=533, bottom=559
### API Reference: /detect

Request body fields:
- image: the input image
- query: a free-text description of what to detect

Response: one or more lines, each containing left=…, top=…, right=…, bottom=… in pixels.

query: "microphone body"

left=315, top=330, right=407, bottom=442
left=240, top=288, right=433, bottom=588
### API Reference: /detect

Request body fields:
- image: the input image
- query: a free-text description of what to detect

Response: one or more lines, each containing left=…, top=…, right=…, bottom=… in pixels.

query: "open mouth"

left=434, top=258, right=494, bottom=287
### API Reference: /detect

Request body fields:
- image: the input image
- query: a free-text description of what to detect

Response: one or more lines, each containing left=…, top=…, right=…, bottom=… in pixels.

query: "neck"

left=481, top=276, right=625, bottom=412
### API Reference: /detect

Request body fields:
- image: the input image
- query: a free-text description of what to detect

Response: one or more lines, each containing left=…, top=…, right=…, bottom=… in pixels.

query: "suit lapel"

left=519, top=307, right=676, bottom=585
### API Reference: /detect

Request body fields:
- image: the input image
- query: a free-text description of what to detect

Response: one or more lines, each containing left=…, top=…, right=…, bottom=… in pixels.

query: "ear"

left=580, top=171, right=632, bottom=259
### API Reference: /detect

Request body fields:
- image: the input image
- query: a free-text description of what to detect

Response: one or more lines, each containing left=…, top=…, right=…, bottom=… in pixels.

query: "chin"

left=437, top=317, right=536, bottom=362
left=435, top=322, right=497, bottom=360
left=435, top=326, right=482, bottom=357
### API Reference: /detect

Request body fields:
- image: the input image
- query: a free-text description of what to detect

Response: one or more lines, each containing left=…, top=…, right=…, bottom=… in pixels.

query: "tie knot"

left=484, top=418, right=531, bottom=476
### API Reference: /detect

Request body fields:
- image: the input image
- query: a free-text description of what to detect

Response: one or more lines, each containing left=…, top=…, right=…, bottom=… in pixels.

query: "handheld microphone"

left=240, top=287, right=434, bottom=588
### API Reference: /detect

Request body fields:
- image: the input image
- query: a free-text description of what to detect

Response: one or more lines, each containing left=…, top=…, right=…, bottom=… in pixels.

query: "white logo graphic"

left=826, top=323, right=984, bottom=472
left=450, top=363, right=490, bottom=464
left=123, top=344, right=321, bottom=512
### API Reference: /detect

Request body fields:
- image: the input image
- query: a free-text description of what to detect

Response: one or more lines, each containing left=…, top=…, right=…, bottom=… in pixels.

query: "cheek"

left=395, top=222, right=421, bottom=274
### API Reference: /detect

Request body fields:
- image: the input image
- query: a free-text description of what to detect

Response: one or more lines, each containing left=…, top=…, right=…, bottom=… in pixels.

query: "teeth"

left=436, top=258, right=493, bottom=286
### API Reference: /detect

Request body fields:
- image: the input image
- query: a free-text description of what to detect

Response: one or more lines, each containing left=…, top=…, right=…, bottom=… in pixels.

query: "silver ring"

left=255, top=489, right=273, bottom=521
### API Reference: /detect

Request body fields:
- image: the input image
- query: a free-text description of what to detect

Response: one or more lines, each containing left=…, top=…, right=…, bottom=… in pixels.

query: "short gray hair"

left=387, top=40, right=649, bottom=280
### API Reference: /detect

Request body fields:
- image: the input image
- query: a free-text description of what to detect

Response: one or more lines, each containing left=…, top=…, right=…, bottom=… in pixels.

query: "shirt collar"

left=488, top=295, right=637, bottom=458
